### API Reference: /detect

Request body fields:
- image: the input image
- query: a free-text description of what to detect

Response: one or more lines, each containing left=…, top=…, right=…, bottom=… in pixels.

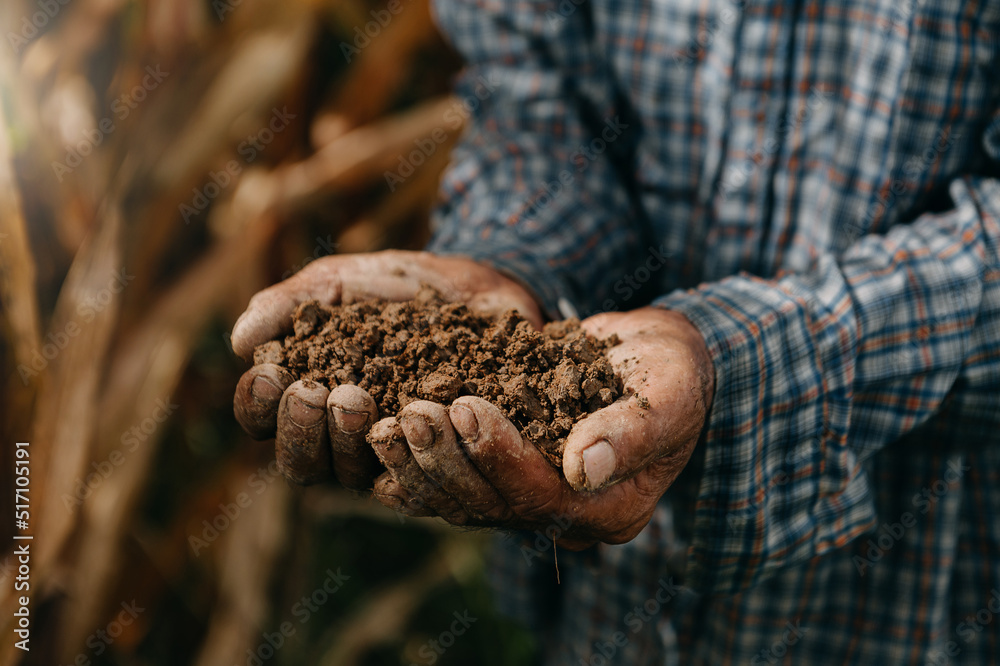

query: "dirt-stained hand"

left=231, top=250, right=542, bottom=489
left=370, top=307, right=714, bottom=546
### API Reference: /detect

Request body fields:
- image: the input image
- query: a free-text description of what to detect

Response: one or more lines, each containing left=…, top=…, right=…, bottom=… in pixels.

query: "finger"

left=449, top=396, right=568, bottom=523
left=562, top=361, right=701, bottom=492
left=453, top=398, right=661, bottom=542
left=234, top=364, right=294, bottom=439
left=398, top=400, right=513, bottom=522
left=368, top=418, right=471, bottom=525
left=335, top=251, right=457, bottom=303
left=275, top=380, right=332, bottom=485
left=327, top=384, right=383, bottom=490
left=231, top=265, right=343, bottom=360
left=231, top=253, right=442, bottom=359
left=341, top=269, right=539, bottom=326
left=373, top=473, right=438, bottom=517
left=465, top=289, right=544, bottom=329
left=339, top=272, right=430, bottom=304
left=342, top=251, right=544, bottom=327
left=561, top=398, right=659, bottom=492
left=578, top=311, right=620, bottom=339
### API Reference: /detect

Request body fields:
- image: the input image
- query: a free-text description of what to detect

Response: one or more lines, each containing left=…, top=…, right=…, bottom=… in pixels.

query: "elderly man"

left=233, top=0, right=1000, bottom=662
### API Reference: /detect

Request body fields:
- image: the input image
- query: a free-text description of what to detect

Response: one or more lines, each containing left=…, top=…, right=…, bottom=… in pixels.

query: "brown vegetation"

left=0, top=1, right=529, bottom=664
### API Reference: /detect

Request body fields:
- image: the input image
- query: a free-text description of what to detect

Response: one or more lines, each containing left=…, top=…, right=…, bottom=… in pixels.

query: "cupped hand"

left=232, top=250, right=542, bottom=489
left=370, top=306, right=715, bottom=546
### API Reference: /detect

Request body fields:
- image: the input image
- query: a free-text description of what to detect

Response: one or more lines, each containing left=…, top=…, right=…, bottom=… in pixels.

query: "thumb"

left=562, top=393, right=671, bottom=491
left=563, top=317, right=710, bottom=492
left=231, top=265, right=342, bottom=359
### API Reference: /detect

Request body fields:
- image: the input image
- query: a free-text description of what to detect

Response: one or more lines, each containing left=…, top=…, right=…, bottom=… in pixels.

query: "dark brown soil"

left=253, top=288, right=622, bottom=467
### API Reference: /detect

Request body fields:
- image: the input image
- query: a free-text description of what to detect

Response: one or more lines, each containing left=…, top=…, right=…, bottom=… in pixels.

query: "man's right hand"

left=231, top=250, right=543, bottom=490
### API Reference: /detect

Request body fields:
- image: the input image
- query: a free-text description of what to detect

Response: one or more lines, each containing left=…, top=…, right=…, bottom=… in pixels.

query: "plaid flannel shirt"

left=426, top=0, right=1000, bottom=663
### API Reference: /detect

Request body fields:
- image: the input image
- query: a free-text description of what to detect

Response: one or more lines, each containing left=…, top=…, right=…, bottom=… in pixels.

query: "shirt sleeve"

left=655, top=112, right=1000, bottom=594
left=426, top=0, right=644, bottom=319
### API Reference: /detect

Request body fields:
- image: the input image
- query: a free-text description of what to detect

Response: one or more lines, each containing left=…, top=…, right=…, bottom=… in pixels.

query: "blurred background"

left=0, top=0, right=537, bottom=663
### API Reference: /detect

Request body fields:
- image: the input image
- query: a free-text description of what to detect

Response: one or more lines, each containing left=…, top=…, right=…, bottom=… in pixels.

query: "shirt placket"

left=706, top=0, right=799, bottom=281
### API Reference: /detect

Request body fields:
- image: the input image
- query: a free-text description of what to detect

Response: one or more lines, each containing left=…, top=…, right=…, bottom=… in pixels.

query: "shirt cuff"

left=653, top=272, right=878, bottom=593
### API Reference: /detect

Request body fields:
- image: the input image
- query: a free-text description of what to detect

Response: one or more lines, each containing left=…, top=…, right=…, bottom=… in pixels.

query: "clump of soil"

left=254, top=288, right=622, bottom=467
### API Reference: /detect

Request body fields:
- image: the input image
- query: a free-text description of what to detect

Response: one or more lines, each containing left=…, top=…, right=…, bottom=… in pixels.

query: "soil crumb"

left=255, top=288, right=622, bottom=467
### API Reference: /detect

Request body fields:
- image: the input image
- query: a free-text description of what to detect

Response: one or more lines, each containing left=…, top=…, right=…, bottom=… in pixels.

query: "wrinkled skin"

left=232, top=250, right=714, bottom=547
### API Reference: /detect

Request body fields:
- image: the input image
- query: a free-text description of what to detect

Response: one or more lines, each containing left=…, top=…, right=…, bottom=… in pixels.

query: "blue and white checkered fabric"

left=427, top=0, right=1000, bottom=663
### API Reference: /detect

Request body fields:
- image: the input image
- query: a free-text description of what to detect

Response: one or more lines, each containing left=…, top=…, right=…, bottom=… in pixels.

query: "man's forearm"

left=653, top=172, right=1000, bottom=594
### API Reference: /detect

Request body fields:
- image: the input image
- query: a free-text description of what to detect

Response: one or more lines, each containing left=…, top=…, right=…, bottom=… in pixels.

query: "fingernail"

left=368, top=419, right=405, bottom=465
left=375, top=493, right=404, bottom=511
left=331, top=407, right=369, bottom=434
left=582, top=440, right=616, bottom=489
left=399, top=495, right=427, bottom=516
left=251, top=376, right=283, bottom=402
left=450, top=404, right=479, bottom=442
left=401, top=415, right=433, bottom=450
left=286, top=395, right=324, bottom=428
